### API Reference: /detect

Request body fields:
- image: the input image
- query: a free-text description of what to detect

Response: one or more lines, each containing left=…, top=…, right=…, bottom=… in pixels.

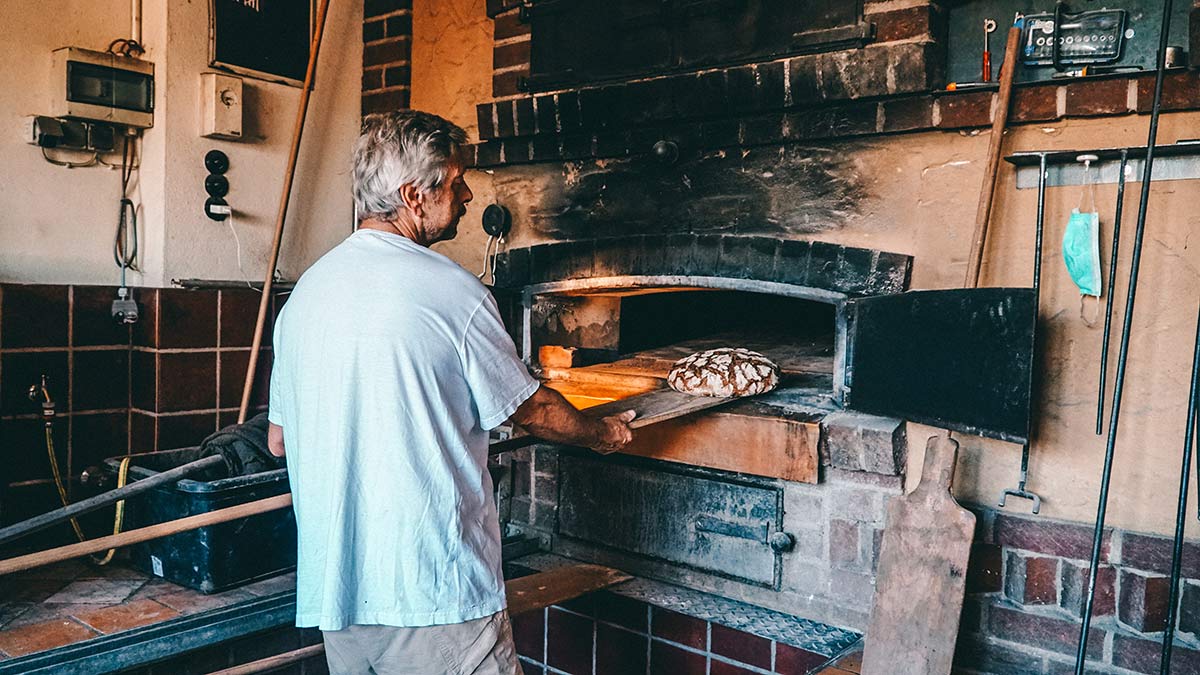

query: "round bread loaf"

left=667, top=348, right=780, bottom=398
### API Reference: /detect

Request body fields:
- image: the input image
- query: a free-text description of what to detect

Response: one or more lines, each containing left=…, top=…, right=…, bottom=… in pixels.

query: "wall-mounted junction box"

left=200, top=72, right=243, bottom=140
left=50, top=47, right=154, bottom=128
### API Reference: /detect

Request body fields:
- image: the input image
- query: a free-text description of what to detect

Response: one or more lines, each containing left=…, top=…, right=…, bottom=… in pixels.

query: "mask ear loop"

left=1077, top=155, right=1101, bottom=326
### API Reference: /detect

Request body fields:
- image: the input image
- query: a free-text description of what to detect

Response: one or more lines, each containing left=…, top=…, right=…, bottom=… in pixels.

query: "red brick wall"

left=960, top=508, right=1200, bottom=674
left=362, top=0, right=412, bottom=114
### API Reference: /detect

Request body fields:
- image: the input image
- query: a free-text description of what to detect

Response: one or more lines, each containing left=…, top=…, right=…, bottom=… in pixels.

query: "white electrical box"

left=200, top=72, right=243, bottom=140
left=51, top=47, right=155, bottom=128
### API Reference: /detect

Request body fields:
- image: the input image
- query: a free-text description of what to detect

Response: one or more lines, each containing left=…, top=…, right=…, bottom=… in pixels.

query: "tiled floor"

left=0, top=558, right=296, bottom=660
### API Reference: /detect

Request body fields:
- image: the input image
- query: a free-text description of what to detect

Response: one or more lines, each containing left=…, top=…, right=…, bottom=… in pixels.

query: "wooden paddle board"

left=861, top=435, right=975, bottom=675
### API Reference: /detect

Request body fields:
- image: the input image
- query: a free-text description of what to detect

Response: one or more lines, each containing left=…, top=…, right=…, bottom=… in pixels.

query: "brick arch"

left=490, top=234, right=912, bottom=297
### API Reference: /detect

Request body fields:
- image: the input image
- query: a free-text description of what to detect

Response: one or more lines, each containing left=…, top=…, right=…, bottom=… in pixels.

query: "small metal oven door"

left=557, top=451, right=790, bottom=589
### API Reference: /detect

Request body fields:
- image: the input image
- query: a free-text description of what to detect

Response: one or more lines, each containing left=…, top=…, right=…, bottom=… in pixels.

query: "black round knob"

left=204, top=149, right=230, bottom=175
left=769, top=531, right=796, bottom=553
left=652, top=140, right=679, bottom=165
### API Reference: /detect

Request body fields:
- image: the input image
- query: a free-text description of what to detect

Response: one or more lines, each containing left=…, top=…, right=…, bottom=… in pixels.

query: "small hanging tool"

left=982, top=18, right=997, bottom=82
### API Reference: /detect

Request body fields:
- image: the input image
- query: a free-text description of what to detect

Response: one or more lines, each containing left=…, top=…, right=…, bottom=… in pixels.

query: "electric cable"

left=226, top=213, right=258, bottom=291
left=114, top=134, right=140, bottom=287
left=477, top=234, right=503, bottom=282
left=41, top=147, right=98, bottom=169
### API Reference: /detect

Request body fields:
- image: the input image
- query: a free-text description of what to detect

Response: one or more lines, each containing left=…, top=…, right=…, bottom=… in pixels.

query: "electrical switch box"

left=200, top=72, right=243, bottom=140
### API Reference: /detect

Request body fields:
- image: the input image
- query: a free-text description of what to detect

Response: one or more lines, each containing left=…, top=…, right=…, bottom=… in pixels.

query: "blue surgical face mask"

left=1062, top=208, right=1101, bottom=297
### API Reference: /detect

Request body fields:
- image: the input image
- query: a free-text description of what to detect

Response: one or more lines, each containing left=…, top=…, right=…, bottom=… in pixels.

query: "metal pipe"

left=1097, top=149, right=1130, bottom=435
left=1160, top=301, right=1200, bottom=671
left=0, top=455, right=224, bottom=547
left=1000, top=153, right=1047, bottom=514
left=131, top=0, right=142, bottom=46
left=1075, top=1, right=1176, bottom=671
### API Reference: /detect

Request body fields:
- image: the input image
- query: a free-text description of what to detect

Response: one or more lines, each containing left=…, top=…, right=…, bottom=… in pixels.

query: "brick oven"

left=458, top=2, right=1054, bottom=673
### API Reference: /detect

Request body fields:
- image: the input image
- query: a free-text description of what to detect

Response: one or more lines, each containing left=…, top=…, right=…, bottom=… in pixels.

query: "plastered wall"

left=411, top=0, right=1200, bottom=538
left=0, top=0, right=363, bottom=287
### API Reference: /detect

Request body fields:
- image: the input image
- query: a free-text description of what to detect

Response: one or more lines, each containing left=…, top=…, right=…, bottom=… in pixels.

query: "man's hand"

left=594, top=410, right=636, bottom=454
left=511, top=386, right=638, bottom=454
left=268, top=422, right=286, bottom=458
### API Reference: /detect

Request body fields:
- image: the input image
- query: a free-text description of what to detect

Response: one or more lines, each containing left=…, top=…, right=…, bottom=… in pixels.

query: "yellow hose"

left=39, top=385, right=129, bottom=565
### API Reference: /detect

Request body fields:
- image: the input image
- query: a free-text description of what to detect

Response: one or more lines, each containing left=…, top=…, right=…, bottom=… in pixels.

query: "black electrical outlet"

left=204, top=149, right=230, bottom=174
left=205, top=174, right=229, bottom=198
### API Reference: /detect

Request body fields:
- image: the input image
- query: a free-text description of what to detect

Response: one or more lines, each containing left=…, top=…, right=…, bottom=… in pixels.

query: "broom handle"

left=238, top=0, right=333, bottom=423
left=0, top=494, right=293, bottom=576
left=964, top=20, right=1022, bottom=288
left=0, top=455, right=225, bottom=547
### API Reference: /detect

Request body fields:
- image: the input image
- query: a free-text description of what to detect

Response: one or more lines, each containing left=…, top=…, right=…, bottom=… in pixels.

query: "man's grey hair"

left=353, top=111, right=469, bottom=221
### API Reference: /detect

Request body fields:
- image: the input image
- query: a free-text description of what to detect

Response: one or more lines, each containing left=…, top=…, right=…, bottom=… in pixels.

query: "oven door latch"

left=694, top=516, right=796, bottom=553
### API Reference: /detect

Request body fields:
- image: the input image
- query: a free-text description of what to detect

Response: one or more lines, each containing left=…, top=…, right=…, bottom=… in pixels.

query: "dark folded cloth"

left=198, top=412, right=285, bottom=477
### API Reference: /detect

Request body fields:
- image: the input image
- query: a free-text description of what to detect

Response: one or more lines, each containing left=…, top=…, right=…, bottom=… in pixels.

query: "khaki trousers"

left=322, top=610, right=521, bottom=675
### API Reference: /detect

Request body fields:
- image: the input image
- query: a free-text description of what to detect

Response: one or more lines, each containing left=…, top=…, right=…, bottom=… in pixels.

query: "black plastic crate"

left=102, top=448, right=296, bottom=594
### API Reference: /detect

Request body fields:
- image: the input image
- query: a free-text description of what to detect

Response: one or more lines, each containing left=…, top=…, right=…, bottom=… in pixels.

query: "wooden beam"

left=620, top=408, right=820, bottom=483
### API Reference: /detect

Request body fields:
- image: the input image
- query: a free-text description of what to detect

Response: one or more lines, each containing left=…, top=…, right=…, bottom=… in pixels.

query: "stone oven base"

left=507, top=553, right=862, bottom=675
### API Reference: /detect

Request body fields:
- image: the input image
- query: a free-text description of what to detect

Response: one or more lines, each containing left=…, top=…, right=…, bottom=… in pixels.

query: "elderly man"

left=266, top=111, right=636, bottom=675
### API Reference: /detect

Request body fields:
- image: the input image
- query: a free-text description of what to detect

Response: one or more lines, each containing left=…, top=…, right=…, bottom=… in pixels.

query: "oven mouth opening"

left=529, top=286, right=840, bottom=410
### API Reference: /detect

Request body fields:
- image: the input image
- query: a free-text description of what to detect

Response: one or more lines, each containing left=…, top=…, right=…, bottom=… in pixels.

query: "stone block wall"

left=362, top=0, right=412, bottom=114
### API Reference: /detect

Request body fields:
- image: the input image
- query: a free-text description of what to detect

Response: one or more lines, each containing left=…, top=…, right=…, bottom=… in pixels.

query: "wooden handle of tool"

left=238, top=0, right=333, bottom=424
left=0, top=494, right=293, bottom=576
left=207, top=644, right=326, bottom=675
left=964, top=22, right=1022, bottom=289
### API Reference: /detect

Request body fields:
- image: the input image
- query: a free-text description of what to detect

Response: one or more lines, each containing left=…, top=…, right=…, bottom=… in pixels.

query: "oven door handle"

left=693, top=516, right=795, bottom=552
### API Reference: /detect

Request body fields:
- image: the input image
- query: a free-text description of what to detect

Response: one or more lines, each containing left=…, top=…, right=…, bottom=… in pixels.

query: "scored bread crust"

left=666, top=348, right=780, bottom=398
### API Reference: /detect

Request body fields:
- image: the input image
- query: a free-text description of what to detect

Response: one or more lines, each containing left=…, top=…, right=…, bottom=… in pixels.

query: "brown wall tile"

left=71, top=412, right=129, bottom=468
left=130, top=411, right=156, bottom=452
left=158, top=289, right=218, bottom=349
left=1, top=284, right=70, bottom=349
left=219, top=350, right=272, bottom=410
left=1, top=416, right=66, bottom=483
left=157, top=413, right=217, bottom=451
left=2, top=351, right=69, bottom=413
left=131, top=288, right=158, bottom=348
left=220, top=290, right=271, bottom=348
left=130, top=350, right=157, bottom=412
left=72, top=286, right=132, bottom=347
left=157, top=352, right=217, bottom=413
left=72, top=349, right=129, bottom=412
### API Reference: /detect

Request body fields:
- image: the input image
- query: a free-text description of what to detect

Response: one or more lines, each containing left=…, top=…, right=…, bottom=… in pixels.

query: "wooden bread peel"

left=861, top=435, right=976, bottom=675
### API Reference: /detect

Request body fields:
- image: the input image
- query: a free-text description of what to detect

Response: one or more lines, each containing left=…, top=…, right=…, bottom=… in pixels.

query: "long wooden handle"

left=207, top=644, right=326, bottom=675
left=0, top=494, right=293, bottom=576
left=964, top=22, right=1022, bottom=289
left=239, top=0, right=333, bottom=423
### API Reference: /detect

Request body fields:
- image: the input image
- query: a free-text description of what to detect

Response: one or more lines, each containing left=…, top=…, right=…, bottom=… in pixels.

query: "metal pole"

left=1161, top=302, right=1200, bottom=672
left=1001, top=153, right=1047, bottom=513
left=1096, top=149, right=1130, bottom=435
left=0, top=455, right=224, bottom=547
left=1075, top=1, right=1175, bottom=671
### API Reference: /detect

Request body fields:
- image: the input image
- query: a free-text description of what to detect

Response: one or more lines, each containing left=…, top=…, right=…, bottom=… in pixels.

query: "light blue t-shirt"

left=269, top=229, right=539, bottom=631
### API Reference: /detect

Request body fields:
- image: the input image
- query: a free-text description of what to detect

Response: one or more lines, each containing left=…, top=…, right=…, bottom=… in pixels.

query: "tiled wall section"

left=0, top=284, right=280, bottom=545
left=509, top=585, right=837, bottom=675
left=958, top=508, right=1200, bottom=674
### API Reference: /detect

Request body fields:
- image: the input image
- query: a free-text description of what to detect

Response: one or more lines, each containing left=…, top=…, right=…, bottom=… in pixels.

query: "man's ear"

left=399, top=183, right=424, bottom=217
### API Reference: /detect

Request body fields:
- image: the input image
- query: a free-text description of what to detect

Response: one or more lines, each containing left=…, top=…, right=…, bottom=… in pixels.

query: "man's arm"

left=510, top=385, right=635, bottom=454
left=268, top=422, right=285, bottom=457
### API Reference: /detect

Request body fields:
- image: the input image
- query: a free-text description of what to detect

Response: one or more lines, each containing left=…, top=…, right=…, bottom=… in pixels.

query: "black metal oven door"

left=557, top=451, right=785, bottom=588
left=844, top=288, right=1036, bottom=444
